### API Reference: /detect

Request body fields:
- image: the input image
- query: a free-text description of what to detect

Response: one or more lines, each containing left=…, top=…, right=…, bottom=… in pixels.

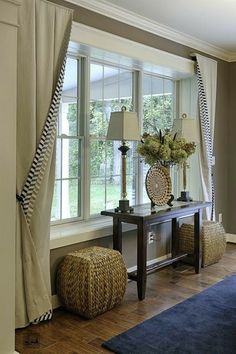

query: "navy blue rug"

left=102, top=274, right=236, bottom=354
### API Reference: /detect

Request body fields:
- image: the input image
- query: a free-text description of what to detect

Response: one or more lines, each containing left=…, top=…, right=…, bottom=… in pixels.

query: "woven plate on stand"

left=145, top=165, right=172, bottom=206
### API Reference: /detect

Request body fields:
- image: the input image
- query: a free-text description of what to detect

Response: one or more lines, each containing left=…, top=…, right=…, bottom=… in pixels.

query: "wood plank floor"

left=16, top=243, right=236, bottom=354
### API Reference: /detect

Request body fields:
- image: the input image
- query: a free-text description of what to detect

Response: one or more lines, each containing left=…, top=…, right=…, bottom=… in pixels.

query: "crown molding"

left=66, top=0, right=235, bottom=62
left=227, top=53, right=236, bottom=62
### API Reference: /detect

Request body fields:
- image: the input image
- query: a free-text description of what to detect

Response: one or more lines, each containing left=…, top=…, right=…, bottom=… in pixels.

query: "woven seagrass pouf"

left=57, top=246, right=127, bottom=319
left=179, top=221, right=226, bottom=267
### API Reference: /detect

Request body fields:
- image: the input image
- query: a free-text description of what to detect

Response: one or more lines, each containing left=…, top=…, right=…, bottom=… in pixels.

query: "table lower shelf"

left=128, top=252, right=189, bottom=281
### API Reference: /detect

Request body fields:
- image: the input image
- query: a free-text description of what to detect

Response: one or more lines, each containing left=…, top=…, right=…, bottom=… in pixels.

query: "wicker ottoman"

left=179, top=221, right=226, bottom=267
left=57, top=246, right=127, bottom=319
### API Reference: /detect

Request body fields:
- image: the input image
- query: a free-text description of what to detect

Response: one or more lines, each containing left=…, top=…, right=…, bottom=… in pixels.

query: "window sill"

left=50, top=216, right=136, bottom=250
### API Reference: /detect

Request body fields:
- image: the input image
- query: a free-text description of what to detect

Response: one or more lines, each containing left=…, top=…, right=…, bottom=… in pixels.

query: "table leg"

left=194, top=209, right=202, bottom=273
left=172, top=217, right=179, bottom=268
left=137, top=221, right=147, bottom=300
left=113, top=217, right=122, bottom=253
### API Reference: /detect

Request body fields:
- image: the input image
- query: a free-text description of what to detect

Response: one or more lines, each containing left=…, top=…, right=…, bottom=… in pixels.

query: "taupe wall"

left=0, top=0, right=18, bottom=352
left=51, top=223, right=172, bottom=294
left=49, top=0, right=231, bottom=294
left=228, top=63, right=236, bottom=233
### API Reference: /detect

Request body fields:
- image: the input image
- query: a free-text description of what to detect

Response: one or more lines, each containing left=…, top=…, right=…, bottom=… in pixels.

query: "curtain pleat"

left=16, top=0, right=72, bottom=328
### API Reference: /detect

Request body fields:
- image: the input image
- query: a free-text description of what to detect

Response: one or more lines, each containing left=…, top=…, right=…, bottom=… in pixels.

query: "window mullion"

left=80, top=56, right=90, bottom=220
left=134, top=70, right=143, bottom=205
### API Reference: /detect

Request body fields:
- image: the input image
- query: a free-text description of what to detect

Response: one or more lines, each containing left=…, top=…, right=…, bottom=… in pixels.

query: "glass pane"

left=106, top=176, right=120, bottom=210
left=143, top=163, right=151, bottom=204
left=90, top=140, right=106, bottom=178
left=60, top=99, right=77, bottom=136
left=151, top=76, right=163, bottom=95
left=90, top=178, right=105, bottom=215
left=62, top=179, right=78, bottom=219
left=90, top=100, right=106, bottom=137
left=164, top=79, right=174, bottom=95
left=90, top=63, right=103, bottom=101
left=89, top=62, right=134, bottom=216
left=120, top=97, right=133, bottom=111
left=126, top=174, right=136, bottom=205
left=51, top=181, right=61, bottom=221
left=106, top=141, right=121, bottom=178
left=90, top=64, right=133, bottom=138
left=55, top=138, right=61, bottom=179
left=143, top=74, right=175, bottom=134
left=104, top=66, right=119, bottom=101
left=126, top=142, right=136, bottom=175
left=62, top=139, right=80, bottom=179
left=120, top=71, right=133, bottom=100
left=63, top=57, right=77, bottom=97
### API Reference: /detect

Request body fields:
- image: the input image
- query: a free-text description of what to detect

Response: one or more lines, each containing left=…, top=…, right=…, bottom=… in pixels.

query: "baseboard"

left=226, top=233, right=236, bottom=243
left=52, top=294, right=61, bottom=310
left=51, top=253, right=172, bottom=310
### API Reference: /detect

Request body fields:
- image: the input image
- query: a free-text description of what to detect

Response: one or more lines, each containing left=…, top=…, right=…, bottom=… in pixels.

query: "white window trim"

left=50, top=217, right=136, bottom=249
left=70, top=22, right=194, bottom=79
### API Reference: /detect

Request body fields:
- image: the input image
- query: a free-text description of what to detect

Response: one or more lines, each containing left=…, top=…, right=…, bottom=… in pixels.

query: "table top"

left=101, top=201, right=211, bottom=222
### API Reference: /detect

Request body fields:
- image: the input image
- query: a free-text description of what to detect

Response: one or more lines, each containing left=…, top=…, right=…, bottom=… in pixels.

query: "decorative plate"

left=145, top=165, right=172, bottom=206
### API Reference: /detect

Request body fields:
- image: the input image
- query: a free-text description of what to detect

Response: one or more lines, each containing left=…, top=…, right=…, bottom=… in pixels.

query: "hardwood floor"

left=16, top=243, right=236, bottom=354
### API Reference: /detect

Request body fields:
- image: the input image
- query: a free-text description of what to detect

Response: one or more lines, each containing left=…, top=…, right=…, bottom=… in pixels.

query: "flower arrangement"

left=136, top=130, right=196, bottom=166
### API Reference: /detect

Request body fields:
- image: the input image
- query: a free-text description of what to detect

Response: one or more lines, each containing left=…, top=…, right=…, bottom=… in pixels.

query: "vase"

left=145, top=164, right=174, bottom=208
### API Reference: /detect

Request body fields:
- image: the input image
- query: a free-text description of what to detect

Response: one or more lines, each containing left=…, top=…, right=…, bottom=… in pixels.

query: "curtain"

left=16, top=0, right=72, bottom=328
left=195, top=54, right=217, bottom=220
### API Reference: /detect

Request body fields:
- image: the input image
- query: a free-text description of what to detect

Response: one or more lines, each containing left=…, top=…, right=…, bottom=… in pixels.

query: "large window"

left=51, top=55, right=177, bottom=223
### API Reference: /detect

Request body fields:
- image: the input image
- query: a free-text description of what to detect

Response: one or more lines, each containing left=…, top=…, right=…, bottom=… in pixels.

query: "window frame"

left=51, top=52, right=178, bottom=225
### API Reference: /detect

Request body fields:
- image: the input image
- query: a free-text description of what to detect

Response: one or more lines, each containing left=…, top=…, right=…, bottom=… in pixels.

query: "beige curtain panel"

left=16, top=0, right=72, bottom=328
left=196, top=54, right=217, bottom=221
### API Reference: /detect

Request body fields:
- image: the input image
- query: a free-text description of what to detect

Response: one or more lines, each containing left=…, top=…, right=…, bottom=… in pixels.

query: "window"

left=89, top=62, right=137, bottom=215
left=51, top=58, right=82, bottom=222
left=51, top=55, right=177, bottom=224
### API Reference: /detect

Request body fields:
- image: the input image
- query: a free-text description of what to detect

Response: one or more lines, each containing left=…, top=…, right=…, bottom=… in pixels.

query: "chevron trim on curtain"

left=18, top=55, right=67, bottom=224
left=196, top=62, right=215, bottom=220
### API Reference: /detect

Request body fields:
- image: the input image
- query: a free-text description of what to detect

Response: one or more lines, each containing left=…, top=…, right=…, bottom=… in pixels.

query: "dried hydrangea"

left=136, top=130, right=196, bottom=166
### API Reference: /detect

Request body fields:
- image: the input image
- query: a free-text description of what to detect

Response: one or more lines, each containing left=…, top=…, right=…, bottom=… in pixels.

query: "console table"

left=101, top=201, right=211, bottom=300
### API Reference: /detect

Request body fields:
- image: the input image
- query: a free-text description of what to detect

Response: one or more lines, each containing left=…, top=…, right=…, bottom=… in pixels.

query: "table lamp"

left=172, top=113, right=199, bottom=202
left=107, top=106, right=140, bottom=212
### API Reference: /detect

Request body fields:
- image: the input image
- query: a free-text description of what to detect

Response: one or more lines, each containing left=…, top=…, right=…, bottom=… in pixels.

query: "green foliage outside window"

left=90, top=98, right=133, bottom=180
left=67, top=103, right=77, bottom=136
left=64, top=96, right=173, bottom=188
left=143, top=95, right=173, bottom=133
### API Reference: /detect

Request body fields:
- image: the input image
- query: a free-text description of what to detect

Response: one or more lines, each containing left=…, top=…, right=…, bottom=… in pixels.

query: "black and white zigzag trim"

left=196, top=62, right=215, bottom=220
left=32, top=309, right=53, bottom=325
left=19, top=56, right=66, bottom=223
left=16, top=14, right=73, bottom=225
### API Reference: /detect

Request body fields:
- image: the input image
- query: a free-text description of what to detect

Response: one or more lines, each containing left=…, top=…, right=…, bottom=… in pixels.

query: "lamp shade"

left=107, top=107, right=140, bottom=141
left=172, top=114, right=199, bottom=142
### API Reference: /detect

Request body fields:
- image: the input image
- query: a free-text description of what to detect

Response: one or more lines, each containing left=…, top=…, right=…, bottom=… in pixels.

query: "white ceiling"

left=101, top=0, right=236, bottom=52
left=70, top=0, right=236, bottom=61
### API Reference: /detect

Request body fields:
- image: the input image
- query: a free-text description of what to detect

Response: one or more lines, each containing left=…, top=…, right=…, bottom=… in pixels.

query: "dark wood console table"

left=101, top=201, right=211, bottom=300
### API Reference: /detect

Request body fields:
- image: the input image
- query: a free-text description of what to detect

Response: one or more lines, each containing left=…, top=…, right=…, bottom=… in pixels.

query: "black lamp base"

left=115, top=199, right=134, bottom=213
left=177, top=191, right=192, bottom=202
